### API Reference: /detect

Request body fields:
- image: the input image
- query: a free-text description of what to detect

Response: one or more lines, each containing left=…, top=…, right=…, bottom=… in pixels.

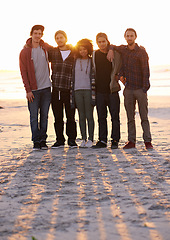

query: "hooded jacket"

left=92, top=50, right=122, bottom=93
left=70, top=57, right=96, bottom=108
left=19, top=38, right=49, bottom=93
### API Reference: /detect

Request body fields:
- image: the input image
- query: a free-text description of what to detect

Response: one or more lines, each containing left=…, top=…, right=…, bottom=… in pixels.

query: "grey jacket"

left=70, top=57, right=96, bottom=108
left=92, top=50, right=122, bottom=93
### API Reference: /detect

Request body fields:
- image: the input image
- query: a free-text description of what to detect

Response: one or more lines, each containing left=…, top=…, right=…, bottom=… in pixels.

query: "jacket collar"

left=125, top=43, right=139, bottom=51
left=25, top=38, right=45, bottom=48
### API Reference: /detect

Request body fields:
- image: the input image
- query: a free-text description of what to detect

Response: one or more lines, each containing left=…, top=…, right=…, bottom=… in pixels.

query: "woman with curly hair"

left=71, top=39, right=96, bottom=148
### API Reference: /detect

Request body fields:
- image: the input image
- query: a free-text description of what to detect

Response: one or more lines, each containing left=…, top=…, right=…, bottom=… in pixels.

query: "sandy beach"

left=0, top=95, right=170, bottom=240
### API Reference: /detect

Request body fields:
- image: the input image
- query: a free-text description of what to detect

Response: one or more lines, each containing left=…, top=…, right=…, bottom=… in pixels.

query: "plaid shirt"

left=48, top=47, right=74, bottom=90
left=112, top=44, right=150, bottom=93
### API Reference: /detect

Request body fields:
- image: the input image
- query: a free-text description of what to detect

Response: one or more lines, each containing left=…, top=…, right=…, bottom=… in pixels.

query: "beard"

left=57, top=42, right=66, bottom=47
left=127, top=40, right=135, bottom=46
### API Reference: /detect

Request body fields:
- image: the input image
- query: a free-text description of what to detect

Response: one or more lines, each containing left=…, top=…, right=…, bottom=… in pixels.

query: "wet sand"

left=0, top=96, right=170, bottom=240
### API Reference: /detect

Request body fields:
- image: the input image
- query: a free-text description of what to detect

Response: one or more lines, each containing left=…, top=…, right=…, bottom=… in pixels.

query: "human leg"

left=124, top=88, right=136, bottom=143
left=135, top=89, right=152, bottom=143
left=108, top=92, right=120, bottom=143
left=96, top=93, right=107, bottom=143
left=28, top=90, right=40, bottom=143
left=39, top=87, right=51, bottom=142
left=51, top=89, right=65, bottom=144
left=84, top=90, right=94, bottom=142
left=63, top=91, right=77, bottom=143
left=75, top=90, right=87, bottom=140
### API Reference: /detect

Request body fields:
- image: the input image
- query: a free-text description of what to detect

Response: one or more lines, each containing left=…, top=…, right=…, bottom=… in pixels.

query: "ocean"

left=0, top=65, right=170, bottom=100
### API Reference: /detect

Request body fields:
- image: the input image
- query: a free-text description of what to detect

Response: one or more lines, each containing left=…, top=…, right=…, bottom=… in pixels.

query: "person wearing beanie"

left=19, top=25, right=51, bottom=150
left=47, top=30, right=77, bottom=148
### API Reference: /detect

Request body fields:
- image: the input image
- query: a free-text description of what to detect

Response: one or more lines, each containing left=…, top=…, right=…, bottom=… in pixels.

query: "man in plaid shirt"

left=48, top=30, right=77, bottom=148
left=109, top=28, right=153, bottom=149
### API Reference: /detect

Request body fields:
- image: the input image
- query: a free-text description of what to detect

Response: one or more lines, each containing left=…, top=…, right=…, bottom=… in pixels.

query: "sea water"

left=0, top=65, right=170, bottom=100
left=0, top=71, right=25, bottom=99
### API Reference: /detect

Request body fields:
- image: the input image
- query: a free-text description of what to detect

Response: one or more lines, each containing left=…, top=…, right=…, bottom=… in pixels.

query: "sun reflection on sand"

left=8, top=173, right=49, bottom=240
left=8, top=151, right=55, bottom=240
left=75, top=152, right=88, bottom=240
left=123, top=150, right=170, bottom=221
left=90, top=165, right=107, bottom=240
left=0, top=151, right=30, bottom=201
left=1, top=141, right=170, bottom=239
left=117, top=150, right=165, bottom=239
left=96, top=154, right=131, bottom=240
left=45, top=148, right=67, bottom=240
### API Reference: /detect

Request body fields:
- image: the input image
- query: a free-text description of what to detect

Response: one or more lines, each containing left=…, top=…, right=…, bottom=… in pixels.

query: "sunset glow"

left=1, top=0, right=170, bottom=70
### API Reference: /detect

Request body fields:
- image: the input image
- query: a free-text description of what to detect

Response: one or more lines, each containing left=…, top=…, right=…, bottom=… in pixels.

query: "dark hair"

left=75, top=39, right=93, bottom=58
left=30, top=25, right=44, bottom=36
left=54, top=30, right=68, bottom=41
left=124, top=28, right=137, bottom=37
left=96, top=32, right=110, bottom=46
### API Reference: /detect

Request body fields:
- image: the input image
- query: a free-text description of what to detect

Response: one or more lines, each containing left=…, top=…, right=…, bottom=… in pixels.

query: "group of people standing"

left=19, top=25, right=153, bottom=151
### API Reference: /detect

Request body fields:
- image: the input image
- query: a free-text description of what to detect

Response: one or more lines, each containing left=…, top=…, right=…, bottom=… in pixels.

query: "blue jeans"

left=28, top=87, right=51, bottom=143
left=96, top=92, right=120, bottom=143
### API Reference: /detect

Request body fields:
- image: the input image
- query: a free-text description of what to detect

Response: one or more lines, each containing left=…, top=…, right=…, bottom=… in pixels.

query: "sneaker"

left=92, top=141, right=107, bottom=148
left=85, top=140, right=93, bottom=148
left=123, top=141, right=135, bottom=149
left=33, top=142, right=41, bottom=151
left=68, top=139, right=77, bottom=147
left=111, top=140, right=118, bottom=149
left=145, top=142, right=153, bottom=149
left=40, top=141, right=48, bottom=150
left=80, top=140, right=86, bottom=148
left=51, top=141, right=64, bottom=148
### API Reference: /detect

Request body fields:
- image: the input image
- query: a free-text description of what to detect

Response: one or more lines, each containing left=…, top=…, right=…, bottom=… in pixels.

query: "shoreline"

left=1, top=94, right=170, bottom=104
left=0, top=95, right=170, bottom=149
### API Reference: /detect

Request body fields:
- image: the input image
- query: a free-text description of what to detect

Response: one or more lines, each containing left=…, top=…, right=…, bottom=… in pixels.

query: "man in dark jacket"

left=19, top=25, right=51, bottom=150
left=92, top=33, right=121, bottom=149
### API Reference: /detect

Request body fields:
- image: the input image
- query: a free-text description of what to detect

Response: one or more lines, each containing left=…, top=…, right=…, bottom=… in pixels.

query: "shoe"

left=92, top=141, right=107, bottom=148
left=51, top=141, right=64, bottom=148
left=33, top=142, right=41, bottom=151
left=68, top=139, right=77, bottom=147
left=85, top=140, right=93, bottom=148
left=80, top=140, right=86, bottom=148
left=145, top=142, right=153, bottom=149
left=123, top=141, right=135, bottom=149
left=111, top=140, right=118, bottom=149
left=40, top=141, right=48, bottom=150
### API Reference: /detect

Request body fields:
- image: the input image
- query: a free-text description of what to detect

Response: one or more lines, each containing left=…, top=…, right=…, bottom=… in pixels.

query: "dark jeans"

left=51, top=89, right=77, bottom=143
left=28, top=87, right=51, bottom=143
left=96, top=92, right=120, bottom=143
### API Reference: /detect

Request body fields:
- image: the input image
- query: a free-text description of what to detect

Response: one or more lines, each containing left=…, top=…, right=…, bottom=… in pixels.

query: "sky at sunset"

left=0, top=0, right=170, bottom=70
